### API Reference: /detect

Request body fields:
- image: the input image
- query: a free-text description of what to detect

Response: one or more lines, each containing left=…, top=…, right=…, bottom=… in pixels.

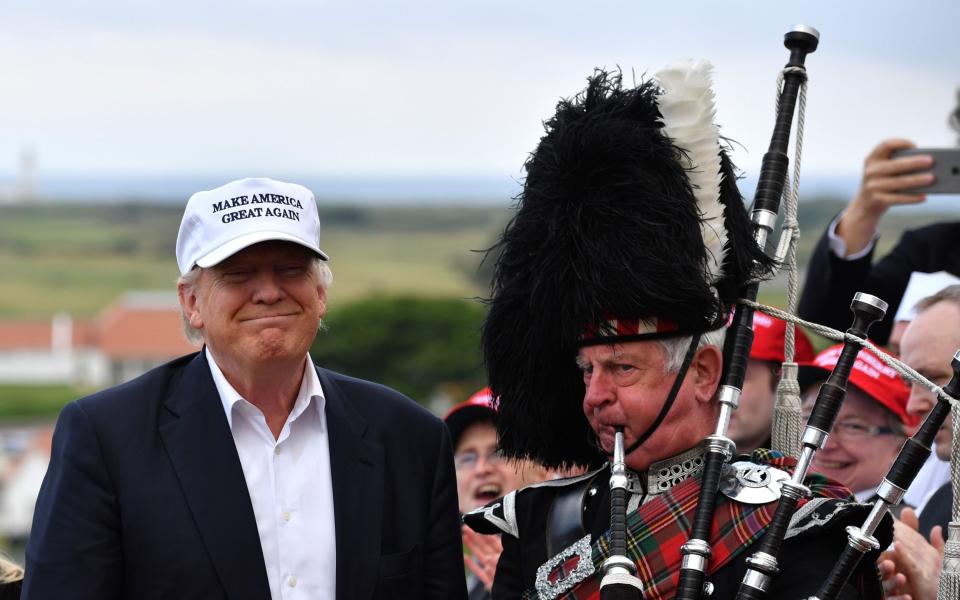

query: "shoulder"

left=47, top=352, right=202, bottom=454
left=747, top=448, right=893, bottom=545
left=899, top=221, right=960, bottom=246
left=317, top=366, right=414, bottom=403
left=316, top=366, right=447, bottom=451
left=463, top=468, right=603, bottom=538
left=71, top=352, right=200, bottom=421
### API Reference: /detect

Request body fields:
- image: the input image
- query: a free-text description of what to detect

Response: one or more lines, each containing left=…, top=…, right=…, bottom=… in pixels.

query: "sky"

left=0, top=1, right=957, bottom=199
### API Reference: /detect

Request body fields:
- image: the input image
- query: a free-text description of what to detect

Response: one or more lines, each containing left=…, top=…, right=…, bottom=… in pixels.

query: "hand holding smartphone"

left=889, top=148, right=960, bottom=194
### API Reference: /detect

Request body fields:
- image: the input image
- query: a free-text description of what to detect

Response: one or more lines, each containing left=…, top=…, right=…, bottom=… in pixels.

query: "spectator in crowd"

left=799, top=344, right=917, bottom=501
left=445, top=388, right=549, bottom=599
left=24, top=178, right=466, bottom=600
left=901, top=285, right=960, bottom=535
left=727, top=313, right=815, bottom=455
left=799, top=93, right=960, bottom=345
left=891, top=272, right=958, bottom=510
left=879, top=284, right=960, bottom=600
left=888, top=271, right=960, bottom=356
left=445, top=388, right=547, bottom=516
left=0, top=555, right=22, bottom=600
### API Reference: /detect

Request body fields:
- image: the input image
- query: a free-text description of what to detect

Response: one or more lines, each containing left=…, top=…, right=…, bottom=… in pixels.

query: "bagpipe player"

left=463, top=63, right=892, bottom=599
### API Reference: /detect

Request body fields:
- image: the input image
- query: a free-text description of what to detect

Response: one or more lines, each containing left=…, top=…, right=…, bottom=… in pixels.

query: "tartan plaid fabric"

left=523, top=450, right=853, bottom=600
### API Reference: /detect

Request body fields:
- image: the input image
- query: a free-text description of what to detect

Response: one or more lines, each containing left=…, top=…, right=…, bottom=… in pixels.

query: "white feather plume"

left=656, top=58, right=728, bottom=284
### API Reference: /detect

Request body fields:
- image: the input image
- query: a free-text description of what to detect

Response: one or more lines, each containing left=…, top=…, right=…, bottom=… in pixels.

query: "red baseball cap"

left=750, top=312, right=815, bottom=364
left=443, top=387, right=497, bottom=448
left=798, top=344, right=918, bottom=428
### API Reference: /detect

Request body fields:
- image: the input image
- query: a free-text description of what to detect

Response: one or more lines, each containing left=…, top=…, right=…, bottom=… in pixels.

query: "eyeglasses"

left=832, top=420, right=897, bottom=439
left=454, top=449, right=506, bottom=471
left=801, top=413, right=896, bottom=440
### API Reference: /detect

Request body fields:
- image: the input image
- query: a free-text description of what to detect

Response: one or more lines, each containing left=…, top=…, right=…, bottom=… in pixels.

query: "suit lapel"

left=320, top=368, right=385, bottom=600
left=159, top=353, right=272, bottom=600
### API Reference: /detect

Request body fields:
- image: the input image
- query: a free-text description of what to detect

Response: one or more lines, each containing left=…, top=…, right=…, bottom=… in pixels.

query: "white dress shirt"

left=206, top=348, right=337, bottom=600
left=827, top=215, right=879, bottom=261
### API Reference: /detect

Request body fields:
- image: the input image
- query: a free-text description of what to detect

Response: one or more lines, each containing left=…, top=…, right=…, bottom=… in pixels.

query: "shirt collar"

left=205, top=347, right=325, bottom=430
left=853, top=487, right=877, bottom=503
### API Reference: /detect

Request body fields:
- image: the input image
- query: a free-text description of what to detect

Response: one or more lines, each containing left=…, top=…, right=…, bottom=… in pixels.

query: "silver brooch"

left=719, top=461, right=789, bottom=504
left=535, top=535, right=595, bottom=599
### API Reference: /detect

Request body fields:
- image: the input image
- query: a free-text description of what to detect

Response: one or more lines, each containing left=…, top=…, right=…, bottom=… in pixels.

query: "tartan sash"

left=524, top=450, right=851, bottom=600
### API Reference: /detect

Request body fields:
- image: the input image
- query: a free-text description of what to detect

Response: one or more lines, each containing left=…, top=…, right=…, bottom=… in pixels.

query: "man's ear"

left=692, top=344, right=723, bottom=404
left=177, top=279, right=204, bottom=330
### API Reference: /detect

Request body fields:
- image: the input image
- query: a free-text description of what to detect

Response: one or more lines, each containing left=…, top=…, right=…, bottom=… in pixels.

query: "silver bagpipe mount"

left=599, top=428, right=644, bottom=599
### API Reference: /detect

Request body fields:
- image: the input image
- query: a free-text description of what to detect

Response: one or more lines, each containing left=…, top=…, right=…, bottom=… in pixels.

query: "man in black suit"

left=901, top=286, right=959, bottom=536
left=798, top=138, right=960, bottom=346
left=879, top=284, right=960, bottom=600
left=23, top=178, right=466, bottom=600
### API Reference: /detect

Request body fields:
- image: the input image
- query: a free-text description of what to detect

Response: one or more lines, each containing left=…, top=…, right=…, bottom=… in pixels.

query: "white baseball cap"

left=175, top=177, right=329, bottom=275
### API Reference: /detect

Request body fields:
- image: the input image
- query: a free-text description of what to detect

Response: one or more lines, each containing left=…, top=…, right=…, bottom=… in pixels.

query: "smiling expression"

left=804, top=386, right=904, bottom=494
left=179, top=241, right=326, bottom=370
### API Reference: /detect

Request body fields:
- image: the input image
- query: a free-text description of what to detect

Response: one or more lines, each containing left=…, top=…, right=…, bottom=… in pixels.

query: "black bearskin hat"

left=483, top=66, right=774, bottom=469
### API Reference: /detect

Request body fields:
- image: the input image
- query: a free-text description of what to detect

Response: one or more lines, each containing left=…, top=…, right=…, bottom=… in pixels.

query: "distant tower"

left=15, top=146, right=37, bottom=203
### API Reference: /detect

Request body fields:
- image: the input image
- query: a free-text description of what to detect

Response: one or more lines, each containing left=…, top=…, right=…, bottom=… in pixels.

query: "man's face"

left=887, top=320, right=910, bottom=356
left=578, top=340, right=721, bottom=472
left=727, top=359, right=777, bottom=454
left=179, top=241, right=326, bottom=370
left=804, top=386, right=904, bottom=494
left=454, top=421, right=535, bottom=514
left=901, top=301, right=960, bottom=461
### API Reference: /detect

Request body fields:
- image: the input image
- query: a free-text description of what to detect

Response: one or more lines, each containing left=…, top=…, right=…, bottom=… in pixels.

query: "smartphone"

left=889, top=148, right=960, bottom=194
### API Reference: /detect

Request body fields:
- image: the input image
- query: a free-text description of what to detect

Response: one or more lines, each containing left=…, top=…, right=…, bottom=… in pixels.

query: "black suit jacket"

left=799, top=221, right=960, bottom=344
left=919, top=482, right=953, bottom=540
left=23, top=352, right=466, bottom=600
left=0, top=580, right=21, bottom=600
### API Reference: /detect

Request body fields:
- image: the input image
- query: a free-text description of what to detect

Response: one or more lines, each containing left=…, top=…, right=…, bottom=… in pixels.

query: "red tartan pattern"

left=523, top=451, right=852, bottom=600
left=581, top=316, right=681, bottom=341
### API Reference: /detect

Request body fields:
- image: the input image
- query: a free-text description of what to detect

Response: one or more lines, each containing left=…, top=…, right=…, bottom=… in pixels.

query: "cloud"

left=0, top=3, right=956, bottom=182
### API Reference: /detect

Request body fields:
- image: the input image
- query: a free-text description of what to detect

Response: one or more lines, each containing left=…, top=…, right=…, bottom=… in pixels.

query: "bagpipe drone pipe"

left=672, top=25, right=820, bottom=600
left=804, top=353, right=960, bottom=600
left=734, top=293, right=888, bottom=600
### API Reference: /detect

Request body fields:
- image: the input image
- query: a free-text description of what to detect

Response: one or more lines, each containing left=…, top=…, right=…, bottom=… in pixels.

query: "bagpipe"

left=476, top=20, right=960, bottom=600
left=597, top=25, right=823, bottom=599
left=628, top=24, right=960, bottom=600
left=588, top=24, right=960, bottom=600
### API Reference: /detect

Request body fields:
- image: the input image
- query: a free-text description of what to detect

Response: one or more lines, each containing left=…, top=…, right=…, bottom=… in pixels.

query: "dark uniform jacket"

left=24, top=352, right=466, bottom=600
left=799, top=221, right=960, bottom=345
left=0, top=580, right=21, bottom=600
left=466, top=448, right=889, bottom=600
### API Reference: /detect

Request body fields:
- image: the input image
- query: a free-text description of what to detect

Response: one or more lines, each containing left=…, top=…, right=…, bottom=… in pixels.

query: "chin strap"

left=623, top=334, right=702, bottom=456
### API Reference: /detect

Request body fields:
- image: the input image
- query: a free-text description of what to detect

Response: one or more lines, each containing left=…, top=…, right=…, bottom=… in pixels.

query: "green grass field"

left=0, top=385, right=81, bottom=418
left=0, top=203, right=506, bottom=318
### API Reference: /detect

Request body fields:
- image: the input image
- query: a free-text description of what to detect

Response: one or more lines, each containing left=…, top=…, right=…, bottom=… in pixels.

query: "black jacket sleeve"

left=799, top=221, right=960, bottom=344
left=22, top=402, right=123, bottom=600
left=423, top=424, right=470, bottom=600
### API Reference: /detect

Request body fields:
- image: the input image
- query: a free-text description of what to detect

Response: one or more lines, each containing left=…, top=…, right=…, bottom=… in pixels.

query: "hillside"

left=0, top=198, right=953, bottom=319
